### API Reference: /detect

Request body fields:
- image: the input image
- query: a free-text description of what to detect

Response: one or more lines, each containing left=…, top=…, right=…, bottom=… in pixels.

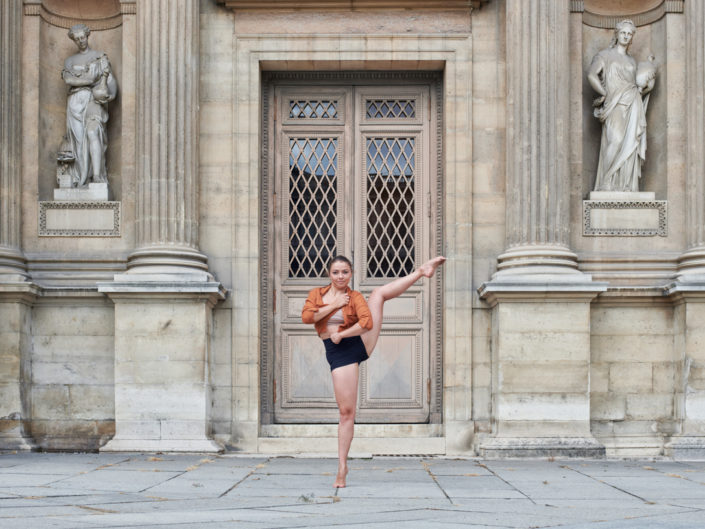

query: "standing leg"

left=361, top=256, right=445, bottom=355
left=331, top=363, right=359, bottom=488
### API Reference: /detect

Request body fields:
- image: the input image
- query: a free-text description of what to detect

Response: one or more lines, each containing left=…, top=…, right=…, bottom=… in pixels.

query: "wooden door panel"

left=359, top=331, right=427, bottom=422
left=281, top=332, right=335, bottom=406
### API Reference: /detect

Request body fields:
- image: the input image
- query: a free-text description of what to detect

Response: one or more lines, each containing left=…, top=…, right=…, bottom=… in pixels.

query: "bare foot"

left=334, top=466, right=348, bottom=488
left=419, top=256, right=446, bottom=278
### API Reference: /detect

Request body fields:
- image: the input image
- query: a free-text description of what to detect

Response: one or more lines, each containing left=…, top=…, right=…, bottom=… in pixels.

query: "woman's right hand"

left=334, top=291, right=350, bottom=308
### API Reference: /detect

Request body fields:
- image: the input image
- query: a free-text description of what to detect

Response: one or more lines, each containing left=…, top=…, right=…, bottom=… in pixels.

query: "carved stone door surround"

left=261, top=72, right=443, bottom=425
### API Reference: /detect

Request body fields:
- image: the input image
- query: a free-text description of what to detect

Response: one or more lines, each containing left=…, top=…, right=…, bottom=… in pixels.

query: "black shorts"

left=323, top=336, right=369, bottom=371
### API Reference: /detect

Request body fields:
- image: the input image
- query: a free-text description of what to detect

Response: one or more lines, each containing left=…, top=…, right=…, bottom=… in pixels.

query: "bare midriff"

left=321, top=309, right=344, bottom=340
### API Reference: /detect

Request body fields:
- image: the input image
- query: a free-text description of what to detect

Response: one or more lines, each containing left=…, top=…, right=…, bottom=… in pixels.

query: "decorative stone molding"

left=23, top=0, right=124, bottom=30
left=38, top=201, right=121, bottom=237
left=217, top=0, right=489, bottom=11
left=583, top=200, right=668, bottom=237
left=570, top=0, right=684, bottom=28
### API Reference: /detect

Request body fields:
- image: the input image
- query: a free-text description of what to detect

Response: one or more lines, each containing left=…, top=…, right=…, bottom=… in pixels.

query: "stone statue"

left=587, top=19, right=657, bottom=193
left=58, top=23, right=117, bottom=189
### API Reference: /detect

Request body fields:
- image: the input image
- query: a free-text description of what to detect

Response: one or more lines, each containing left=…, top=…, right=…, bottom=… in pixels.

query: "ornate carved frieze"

left=571, top=0, right=684, bottom=28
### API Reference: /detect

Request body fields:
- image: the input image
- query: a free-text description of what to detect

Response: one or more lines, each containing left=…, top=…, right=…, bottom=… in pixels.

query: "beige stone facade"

left=1, top=0, right=704, bottom=458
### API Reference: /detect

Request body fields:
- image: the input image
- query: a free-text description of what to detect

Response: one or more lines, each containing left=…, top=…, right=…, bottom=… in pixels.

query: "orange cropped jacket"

left=301, top=285, right=373, bottom=337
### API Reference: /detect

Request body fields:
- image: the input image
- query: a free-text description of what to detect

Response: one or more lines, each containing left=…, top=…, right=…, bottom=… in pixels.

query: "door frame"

left=259, top=71, right=444, bottom=426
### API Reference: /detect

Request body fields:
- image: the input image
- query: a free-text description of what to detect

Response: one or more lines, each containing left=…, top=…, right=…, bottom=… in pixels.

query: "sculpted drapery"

left=588, top=20, right=656, bottom=192
left=61, top=24, right=117, bottom=187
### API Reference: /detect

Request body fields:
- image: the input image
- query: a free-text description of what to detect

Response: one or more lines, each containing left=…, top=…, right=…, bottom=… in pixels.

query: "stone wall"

left=1, top=0, right=704, bottom=457
left=30, top=301, right=115, bottom=450
left=590, top=304, right=678, bottom=455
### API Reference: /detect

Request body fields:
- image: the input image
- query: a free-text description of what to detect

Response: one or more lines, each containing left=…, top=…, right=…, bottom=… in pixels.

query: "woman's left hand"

left=331, top=333, right=342, bottom=344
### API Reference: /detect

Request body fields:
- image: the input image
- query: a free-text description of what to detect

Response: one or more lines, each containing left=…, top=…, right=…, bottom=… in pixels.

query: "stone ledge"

left=100, top=438, right=223, bottom=453
left=479, top=437, right=606, bottom=459
left=665, top=436, right=705, bottom=460
left=257, top=436, right=445, bottom=456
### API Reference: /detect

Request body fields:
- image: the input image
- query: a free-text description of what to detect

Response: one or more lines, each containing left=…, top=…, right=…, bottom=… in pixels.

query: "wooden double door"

left=267, top=78, right=441, bottom=424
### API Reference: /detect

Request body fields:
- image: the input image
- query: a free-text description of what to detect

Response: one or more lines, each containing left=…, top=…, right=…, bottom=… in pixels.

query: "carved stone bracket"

left=583, top=200, right=667, bottom=237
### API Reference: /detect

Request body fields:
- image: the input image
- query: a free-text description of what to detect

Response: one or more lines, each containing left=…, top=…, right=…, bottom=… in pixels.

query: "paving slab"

left=2, top=454, right=705, bottom=528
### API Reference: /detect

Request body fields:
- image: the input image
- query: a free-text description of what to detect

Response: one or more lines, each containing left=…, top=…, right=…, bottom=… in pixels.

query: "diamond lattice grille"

left=366, top=137, right=416, bottom=278
left=366, top=99, right=416, bottom=119
left=289, top=100, right=338, bottom=119
left=288, top=138, right=338, bottom=278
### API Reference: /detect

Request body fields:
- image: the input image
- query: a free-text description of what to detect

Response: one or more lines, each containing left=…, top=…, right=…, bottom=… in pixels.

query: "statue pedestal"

left=40, top=183, right=120, bottom=237
left=583, top=191, right=667, bottom=237
left=54, top=182, right=111, bottom=201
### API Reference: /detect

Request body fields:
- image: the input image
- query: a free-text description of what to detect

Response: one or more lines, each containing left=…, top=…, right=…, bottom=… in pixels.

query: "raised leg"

left=361, top=256, right=445, bottom=355
left=331, top=362, right=359, bottom=488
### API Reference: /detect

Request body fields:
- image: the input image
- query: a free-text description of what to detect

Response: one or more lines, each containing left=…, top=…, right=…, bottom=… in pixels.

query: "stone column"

left=478, top=0, right=605, bottom=457
left=128, top=0, right=206, bottom=274
left=0, top=0, right=37, bottom=451
left=496, top=0, right=578, bottom=277
left=667, top=0, right=705, bottom=458
left=99, top=0, right=225, bottom=452
left=0, top=0, right=28, bottom=281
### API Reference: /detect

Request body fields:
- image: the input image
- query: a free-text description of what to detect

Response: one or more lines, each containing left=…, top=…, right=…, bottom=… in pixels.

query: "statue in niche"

left=587, top=19, right=657, bottom=193
left=58, top=23, right=117, bottom=190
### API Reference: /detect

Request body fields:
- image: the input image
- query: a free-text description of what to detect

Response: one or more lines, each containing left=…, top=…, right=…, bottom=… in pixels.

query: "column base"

left=479, top=436, right=605, bottom=458
left=676, top=247, right=705, bottom=281
left=126, top=245, right=211, bottom=275
left=665, top=436, right=705, bottom=460
left=101, top=438, right=222, bottom=453
left=0, top=419, right=35, bottom=451
left=0, top=246, right=29, bottom=281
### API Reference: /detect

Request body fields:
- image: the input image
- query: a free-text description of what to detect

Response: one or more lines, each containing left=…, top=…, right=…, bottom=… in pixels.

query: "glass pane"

left=366, top=137, right=416, bottom=278
left=365, top=99, right=416, bottom=119
left=289, top=100, right=338, bottom=119
left=288, top=138, right=338, bottom=278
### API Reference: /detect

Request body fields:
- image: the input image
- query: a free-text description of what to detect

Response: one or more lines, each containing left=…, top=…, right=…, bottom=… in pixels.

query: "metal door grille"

left=288, top=137, right=338, bottom=278
left=366, top=137, right=416, bottom=277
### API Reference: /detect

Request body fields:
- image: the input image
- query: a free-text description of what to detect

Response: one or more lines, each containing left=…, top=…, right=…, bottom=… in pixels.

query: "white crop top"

left=328, top=309, right=344, bottom=324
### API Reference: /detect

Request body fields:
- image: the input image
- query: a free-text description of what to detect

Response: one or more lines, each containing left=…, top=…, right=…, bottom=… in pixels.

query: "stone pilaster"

left=677, top=0, right=705, bottom=280
left=478, top=0, right=605, bottom=457
left=128, top=0, right=206, bottom=274
left=0, top=0, right=36, bottom=451
left=0, top=0, right=28, bottom=280
left=668, top=0, right=705, bottom=457
left=98, top=0, right=225, bottom=452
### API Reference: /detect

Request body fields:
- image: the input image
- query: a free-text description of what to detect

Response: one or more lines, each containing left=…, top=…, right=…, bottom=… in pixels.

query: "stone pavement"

left=0, top=453, right=704, bottom=528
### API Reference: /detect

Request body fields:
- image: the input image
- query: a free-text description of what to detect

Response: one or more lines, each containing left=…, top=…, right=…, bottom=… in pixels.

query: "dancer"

left=301, top=255, right=446, bottom=488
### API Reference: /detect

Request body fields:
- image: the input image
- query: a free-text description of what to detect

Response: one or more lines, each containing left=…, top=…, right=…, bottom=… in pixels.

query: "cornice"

left=217, top=0, right=489, bottom=11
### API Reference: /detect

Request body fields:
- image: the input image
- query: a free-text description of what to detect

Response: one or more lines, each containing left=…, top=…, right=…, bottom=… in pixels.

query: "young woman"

left=302, top=255, right=446, bottom=488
